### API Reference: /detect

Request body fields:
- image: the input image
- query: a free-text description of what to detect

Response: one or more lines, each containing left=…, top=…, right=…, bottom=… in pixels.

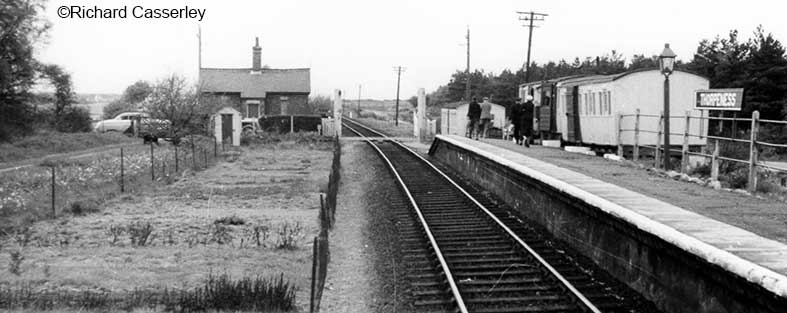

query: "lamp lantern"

left=659, top=43, right=677, bottom=75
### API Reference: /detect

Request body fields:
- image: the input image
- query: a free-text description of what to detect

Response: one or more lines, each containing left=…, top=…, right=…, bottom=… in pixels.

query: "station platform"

left=428, top=135, right=787, bottom=313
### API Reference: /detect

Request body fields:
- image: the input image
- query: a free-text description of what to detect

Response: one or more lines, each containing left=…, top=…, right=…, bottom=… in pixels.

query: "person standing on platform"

left=466, top=97, right=481, bottom=139
left=509, top=98, right=524, bottom=145
left=521, top=95, right=535, bottom=147
left=479, top=97, right=493, bottom=138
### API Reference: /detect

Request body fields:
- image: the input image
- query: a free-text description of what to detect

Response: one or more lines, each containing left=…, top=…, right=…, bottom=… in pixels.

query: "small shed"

left=440, top=101, right=507, bottom=136
left=214, top=107, right=242, bottom=146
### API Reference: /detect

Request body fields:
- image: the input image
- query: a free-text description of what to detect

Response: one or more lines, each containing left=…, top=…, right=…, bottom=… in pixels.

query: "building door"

left=280, top=99, right=289, bottom=115
left=221, top=114, right=233, bottom=143
left=565, top=86, right=582, bottom=142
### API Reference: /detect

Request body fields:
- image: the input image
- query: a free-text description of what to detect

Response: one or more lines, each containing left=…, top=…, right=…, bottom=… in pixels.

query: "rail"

left=343, top=118, right=603, bottom=313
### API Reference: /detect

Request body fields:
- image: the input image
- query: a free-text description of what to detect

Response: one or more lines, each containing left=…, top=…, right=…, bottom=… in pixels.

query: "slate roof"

left=199, top=68, right=310, bottom=98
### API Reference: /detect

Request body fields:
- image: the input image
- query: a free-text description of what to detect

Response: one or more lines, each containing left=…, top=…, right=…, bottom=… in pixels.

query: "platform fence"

left=616, top=109, right=787, bottom=192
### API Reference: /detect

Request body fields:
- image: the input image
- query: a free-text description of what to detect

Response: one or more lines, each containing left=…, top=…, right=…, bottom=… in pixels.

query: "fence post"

left=213, top=136, right=217, bottom=158
left=655, top=111, right=663, bottom=169
left=150, top=143, right=155, bottom=180
left=310, top=236, right=318, bottom=313
left=203, top=149, right=208, bottom=168
left=711, top=140, right=720, bottom=181
left=616, top=112, right=623, bottom=158
left=681, top=110, right=691, bottom=173
left=748, top=111, right=760, bottom=192
left=174, top=145, right=179, bottom=173
left=120, top=148, right=125, bottom=192
left=633, top=109, right=640, bottom=161
left=291, top=115, right=295, bottom=134
left=51, top=166, right=56, bottom=217
left=191, top=135, right=196, bottom=169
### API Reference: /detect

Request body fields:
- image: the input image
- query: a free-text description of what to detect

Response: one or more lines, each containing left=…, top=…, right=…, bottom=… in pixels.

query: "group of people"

left=465, top=95, right=534, bottom=147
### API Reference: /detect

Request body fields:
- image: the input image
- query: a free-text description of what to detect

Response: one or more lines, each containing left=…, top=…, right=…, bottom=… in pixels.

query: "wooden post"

left=191, top=135, right=196, bottom=169
left=310, top=236, right=318, bottom=313
left=748, top=111, right=760, bottom=192
left=681, top=110, right=691, bottom=173
left=51, top=166, right=56, bottom=217
left=711, top=140, right=719, bottom=181
left=150, top=143, right=155, bottom=180
left=213, top=136, right=217, bottom=157
left=655, top=111, right=663, bottom=169
left=120, top=148, right=125, bottom=192
left=633, top=109, right=640, bottom=161
left=616, top=112, right=623, bottom=158
left=174, top=145, right=179, bottom=173
left=290, top=115, right=295, bottom=134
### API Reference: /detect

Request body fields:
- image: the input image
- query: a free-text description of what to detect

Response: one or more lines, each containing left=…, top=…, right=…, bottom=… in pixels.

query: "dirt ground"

left=0, top=142, right=333, bottom=312
left=319, top=141, right=409, bottom=313
left=478, top=138, right=787, bottom=244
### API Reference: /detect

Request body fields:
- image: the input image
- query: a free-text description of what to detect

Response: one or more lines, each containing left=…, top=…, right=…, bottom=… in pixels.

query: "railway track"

left=342, top=118, right=660, bottom=313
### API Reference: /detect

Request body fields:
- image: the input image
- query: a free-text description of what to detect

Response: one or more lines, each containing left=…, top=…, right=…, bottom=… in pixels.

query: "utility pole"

left=517, top=11, right=547, bottom=83
left=393, top=66, right=406, bottom=126
left=357, top=84, right=362, bottom=113
left=465, top=26, right=471, bottom=101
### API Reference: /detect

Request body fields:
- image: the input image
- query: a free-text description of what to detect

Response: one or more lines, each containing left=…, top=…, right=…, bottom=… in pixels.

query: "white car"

left=94, top=112, right=151, bottom=133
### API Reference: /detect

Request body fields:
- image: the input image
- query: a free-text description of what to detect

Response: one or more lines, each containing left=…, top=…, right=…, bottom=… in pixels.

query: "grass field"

left=0, top=139, right=332, bottom=312
left=0, top=131, right=137, bottom=164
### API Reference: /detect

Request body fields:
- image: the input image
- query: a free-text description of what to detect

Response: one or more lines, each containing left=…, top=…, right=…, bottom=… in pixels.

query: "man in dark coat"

left=520, top=95, right=535, bottom=147
left=466, top=97, right=481, bottom=139
left=509, top=98, right=524, bottom=145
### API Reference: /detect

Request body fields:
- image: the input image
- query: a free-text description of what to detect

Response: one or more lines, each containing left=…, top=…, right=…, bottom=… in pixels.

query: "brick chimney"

left=252, top=37, right=261, bottom=70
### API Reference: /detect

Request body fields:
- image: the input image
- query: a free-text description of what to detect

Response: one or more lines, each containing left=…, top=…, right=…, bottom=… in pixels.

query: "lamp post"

left=659, top=43, right=676, bottom=170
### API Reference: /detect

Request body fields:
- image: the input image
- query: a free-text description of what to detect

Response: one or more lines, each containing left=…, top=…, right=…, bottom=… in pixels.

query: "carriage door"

left=221, top=114, right=233, bottom=143
left=565, top=86, right=582, bottom=142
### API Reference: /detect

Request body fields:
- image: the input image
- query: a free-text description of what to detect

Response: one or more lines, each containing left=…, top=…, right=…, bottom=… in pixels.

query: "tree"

left=145, top=75, right=221, bottom=140
left=37, top=63, right=91, bottom=132
left=307, top=95, right=333, bottom=115
left=0, top=0, right=51, bottom=140
left=103, top=80, right=152, bottom=118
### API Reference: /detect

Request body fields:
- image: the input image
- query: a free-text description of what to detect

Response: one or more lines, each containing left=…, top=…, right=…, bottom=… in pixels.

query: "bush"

left=54, top=106, right=92, bottom=132
left=214, top=215, right=246, bottom=225
left=64, top=200, right=99, bottom=216
left=275, top=221, right=303, bottom=250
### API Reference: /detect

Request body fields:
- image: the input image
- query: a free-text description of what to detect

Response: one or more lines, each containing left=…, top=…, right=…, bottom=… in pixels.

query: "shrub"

left=65, top=200, right=99, bottom=216
left=214, top=215, right=246, bottom=226
left=252, top=225, right=270, bottom=247
left=127, top=221, right=154, bottom=246
left=174, top=272, right=296, bottom=312
left=54, top=106, right=93, bottom=133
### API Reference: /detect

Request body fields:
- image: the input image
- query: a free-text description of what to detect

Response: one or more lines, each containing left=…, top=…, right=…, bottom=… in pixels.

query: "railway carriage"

left=520, top=69, right=710, bottom=150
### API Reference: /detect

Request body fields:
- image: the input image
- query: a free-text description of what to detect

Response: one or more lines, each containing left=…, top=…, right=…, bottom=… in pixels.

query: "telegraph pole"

left=357, top=84, right=362, bottom=113
left=465, top=26, right=471, bottom=101
left=517, top=11, right=547, bottom=83
left=393, top=66, right=406, bottom=126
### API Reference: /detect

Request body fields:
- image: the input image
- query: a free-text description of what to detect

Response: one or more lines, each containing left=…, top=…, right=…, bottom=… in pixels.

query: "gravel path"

left=478, top=138, right=787, bottom=244
left=320, top=141, right=410, bottom=313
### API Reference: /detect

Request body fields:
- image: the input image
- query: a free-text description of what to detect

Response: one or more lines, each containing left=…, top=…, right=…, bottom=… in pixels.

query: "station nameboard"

left=694, top=88, right=744, bottom=111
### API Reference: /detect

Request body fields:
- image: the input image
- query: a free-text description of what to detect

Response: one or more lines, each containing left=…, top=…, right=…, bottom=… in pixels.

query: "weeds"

left=106, top=224, right=125, bottom=246
left=252, top=225, right=270, bottom=247
left=209, top=224, right=232, bottom=245
left=65, top=200, right=99, bottom=216
left=127, top=221, right=154, bottom=247
left=275, top=221, right=303, bottom=250
left=8, top=250, right=24, bottom=275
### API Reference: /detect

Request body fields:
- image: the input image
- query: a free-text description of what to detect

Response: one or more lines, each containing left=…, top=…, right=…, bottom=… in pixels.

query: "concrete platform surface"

left=437, top=135, right=787, bottom=298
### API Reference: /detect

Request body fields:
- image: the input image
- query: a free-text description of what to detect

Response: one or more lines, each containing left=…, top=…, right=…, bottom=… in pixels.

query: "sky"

left=37, top=0, right=787, bottom=99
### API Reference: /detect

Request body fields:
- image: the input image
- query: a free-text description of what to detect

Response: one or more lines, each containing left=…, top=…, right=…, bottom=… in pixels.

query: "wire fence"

left=0, top=135, right=221, bottom=235
left=310, top=136, right=341, bottom=313
left=616, top=109, right=787, bottom=192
